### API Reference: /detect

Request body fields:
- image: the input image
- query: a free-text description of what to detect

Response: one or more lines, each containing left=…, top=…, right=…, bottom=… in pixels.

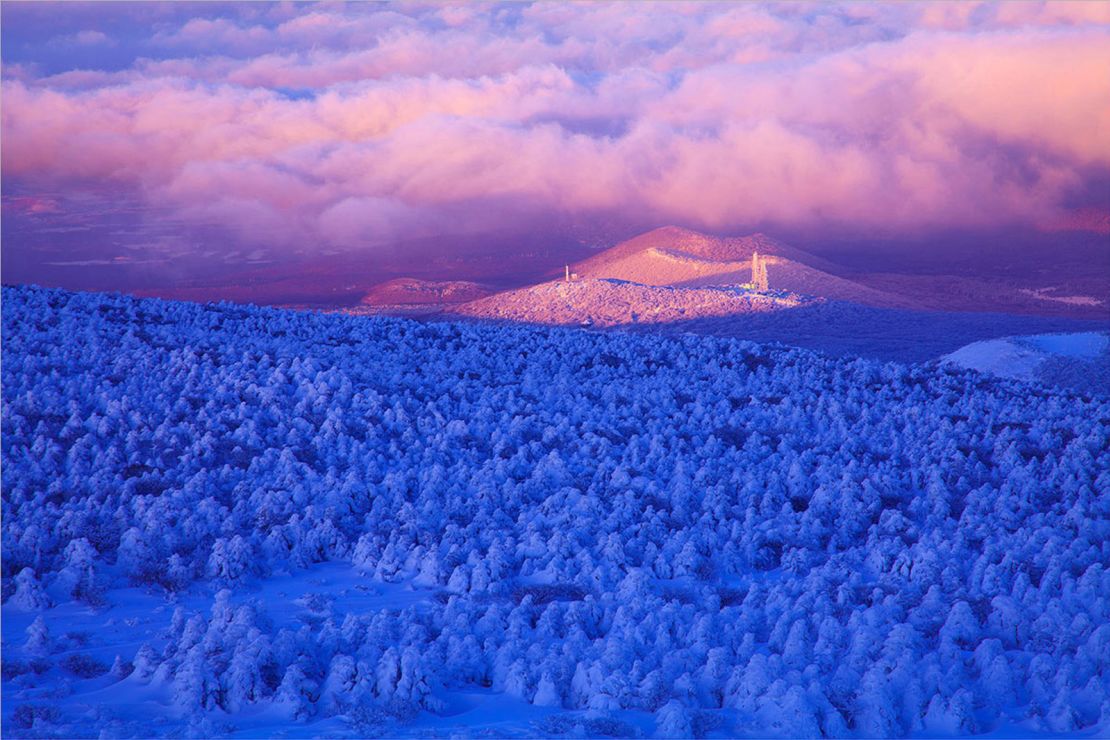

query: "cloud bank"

left=2, top=1, right=1109, bottom=262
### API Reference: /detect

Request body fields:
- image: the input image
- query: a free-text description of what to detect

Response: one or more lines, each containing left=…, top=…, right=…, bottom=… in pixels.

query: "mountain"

left=139, top=230, right=594, bottom=308
left=453, top=278, right=809, bottom=327
left=347, top=278, right=494, bottom=317
left=359, top=278, right=491, bottom=306
left=452, top=226, right=915, bottom=327
left=568, top=226, right=916, bottom=308
left=802, top=229, right=1109, bottom=319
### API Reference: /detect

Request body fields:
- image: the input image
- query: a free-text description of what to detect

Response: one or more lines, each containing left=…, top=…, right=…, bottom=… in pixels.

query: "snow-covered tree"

left=9, top=568, right=51, bottom=610
left=24, top=615, right=51, bottom=657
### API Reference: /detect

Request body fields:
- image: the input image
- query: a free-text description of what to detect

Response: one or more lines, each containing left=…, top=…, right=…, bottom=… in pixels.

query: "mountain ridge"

left=450, top=226, right=917, bottom=326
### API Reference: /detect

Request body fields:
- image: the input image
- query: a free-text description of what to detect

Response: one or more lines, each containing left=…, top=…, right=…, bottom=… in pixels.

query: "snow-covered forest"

left=2, top=284, right=1109, bottom=737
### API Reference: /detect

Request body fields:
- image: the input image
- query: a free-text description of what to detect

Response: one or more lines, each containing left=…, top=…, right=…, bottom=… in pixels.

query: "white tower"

left=751, top=251, right=769, bottom=292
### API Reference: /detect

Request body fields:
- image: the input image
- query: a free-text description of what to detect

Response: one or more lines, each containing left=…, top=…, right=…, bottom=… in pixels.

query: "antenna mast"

left=752, top=252, right=769, bottom=292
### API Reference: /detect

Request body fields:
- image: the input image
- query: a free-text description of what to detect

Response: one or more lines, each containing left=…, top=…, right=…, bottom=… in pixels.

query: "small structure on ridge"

left=751, top=251, right=769, bottom=292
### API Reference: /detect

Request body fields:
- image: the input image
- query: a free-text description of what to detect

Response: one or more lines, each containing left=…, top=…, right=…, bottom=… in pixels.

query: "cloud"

left=2, top=1, right=1109, bottom=264
left=2, top=195, right=61, bottom=215
left=152, top=17, right=274, bottom=55
left=71, top=30, right=115, bottom=46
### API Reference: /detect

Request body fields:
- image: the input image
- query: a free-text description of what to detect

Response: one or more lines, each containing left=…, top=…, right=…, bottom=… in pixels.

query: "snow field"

left=2, top=285, right=1109, bottom=737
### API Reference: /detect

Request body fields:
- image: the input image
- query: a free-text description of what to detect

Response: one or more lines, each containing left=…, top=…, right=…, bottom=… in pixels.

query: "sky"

left=2, top=1, right=1109, bottom=290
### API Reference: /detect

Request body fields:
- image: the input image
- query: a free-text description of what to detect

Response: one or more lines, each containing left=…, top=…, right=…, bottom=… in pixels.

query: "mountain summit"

left=566, top=226, right=912, bottom=306
left=450, top=227, right=914, bottom=327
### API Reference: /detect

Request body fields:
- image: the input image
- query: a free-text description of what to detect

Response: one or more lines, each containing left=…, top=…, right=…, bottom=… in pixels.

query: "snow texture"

left=359, top=279, right=492, bottom=307
left=943, top=332, right=1110, bottom=393
left=2, top=284, right=1109, bottom=738
left=623, top=300, right=1109, bottom=364
left=455, top=278, right=809, bottom=327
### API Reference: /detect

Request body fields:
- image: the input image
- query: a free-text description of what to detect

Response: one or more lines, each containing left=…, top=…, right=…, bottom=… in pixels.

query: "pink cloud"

left=3, top=2, right=1108, bottom=261
left=2, top=195, right=61, bottom=215
left=152, top=16, right=288, bottom=57
left=73, top=30, right=114, bottom=46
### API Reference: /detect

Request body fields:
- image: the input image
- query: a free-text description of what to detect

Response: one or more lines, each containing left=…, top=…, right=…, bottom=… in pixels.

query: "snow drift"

left=943, top=332, right=1110, bottom=394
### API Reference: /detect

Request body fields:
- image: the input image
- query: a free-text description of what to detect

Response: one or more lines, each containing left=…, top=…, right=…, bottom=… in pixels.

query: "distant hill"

left=453, top=278, right=810, bottom=327
left=360, top=278, right=492, bottom=306
left=942, top=331, right=1110, bottom=394
left=139, top=230, right=593, bottom=308
left=341, top=278, right=494, bottom=317
left=569, top=226, right=916, bottom=308
left=452, top=227, right=916, bottom=327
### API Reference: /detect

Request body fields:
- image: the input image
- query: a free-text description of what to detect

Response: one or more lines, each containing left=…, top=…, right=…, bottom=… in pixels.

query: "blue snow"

left=2, top=285, right=1109, bottom=738
left=1025, top=332, right=1109, bottom=358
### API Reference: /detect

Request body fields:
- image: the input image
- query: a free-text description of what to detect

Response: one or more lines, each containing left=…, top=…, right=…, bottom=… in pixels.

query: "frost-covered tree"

left=275, top=662, right=318, bottom=720
left=654, top=699, right=693, bottom=738
left=9, top=568, right=50, bottom=610
left=132, top=643, right=160, bottom=682
left=57, top=537, right=103, bottom=604
left=24, top=615, right=51, bottom=657
left=173, top=645, right=220, bottom=711
left=2, top=284, right=1109, bottom=737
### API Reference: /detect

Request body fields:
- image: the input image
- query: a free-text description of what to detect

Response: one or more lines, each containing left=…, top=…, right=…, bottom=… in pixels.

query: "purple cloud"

left=2, top=1, right=1108, bottom=280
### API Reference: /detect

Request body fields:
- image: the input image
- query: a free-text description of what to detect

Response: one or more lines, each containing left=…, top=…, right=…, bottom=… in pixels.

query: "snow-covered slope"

left=453, top=278, right=809, bottom=326
left=568, top=226, right=914, bottom=308
left=359, top=278, right=491, bottom=307
left=574, top=226, right=824, bottom=272
left=357, top=228, right=913, bottom=326
left=675, top=257, right=919, bottom=307
left=582, top=246, right=752, bottom=287
left=943, top=332, right=1110, bottom=393
left=346, top=278, right=495, bottom=316
left=3, top=285, right=1109, bottom=738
